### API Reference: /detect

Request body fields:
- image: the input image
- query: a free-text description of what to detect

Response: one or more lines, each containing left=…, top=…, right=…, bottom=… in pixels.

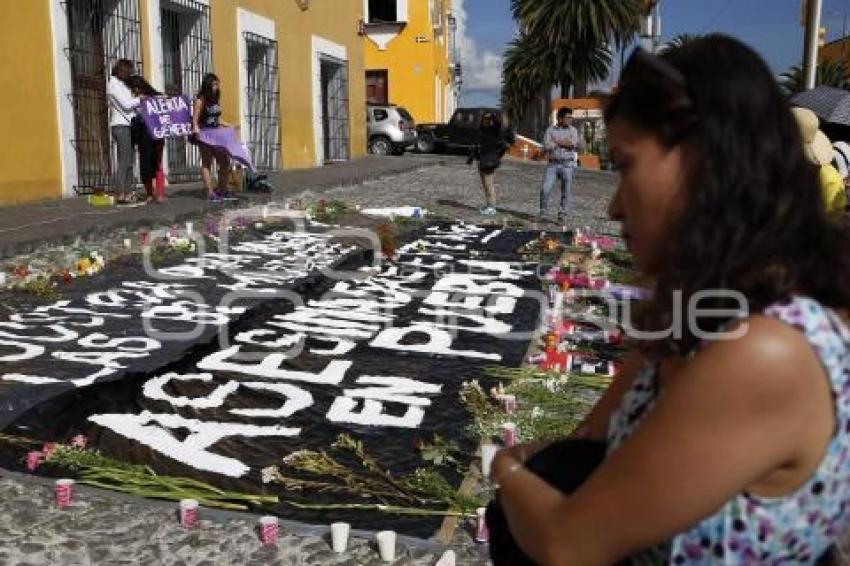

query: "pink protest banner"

left=195, top=127, right=254, bottom=170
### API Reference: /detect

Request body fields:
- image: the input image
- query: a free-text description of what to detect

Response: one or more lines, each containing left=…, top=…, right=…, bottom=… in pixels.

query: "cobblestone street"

left=0, top=156, right=619, bottom=565
left=316, top=156, right=620, bottom=235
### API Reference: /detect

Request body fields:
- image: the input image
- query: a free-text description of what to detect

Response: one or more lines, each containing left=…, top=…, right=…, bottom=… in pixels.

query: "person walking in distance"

left=107, top=59, right=140, bottom=205
left=539, top=107, right=580, bottom=224
left=467, top=111, right=516, bottom=216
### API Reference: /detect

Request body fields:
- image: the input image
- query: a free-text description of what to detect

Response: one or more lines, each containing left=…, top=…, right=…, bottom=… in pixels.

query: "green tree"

left=501, top=33, right=552, bottom=125
left=508, top=0, right=642, bottom=97
left=659, top=33, right=702, bottom=55
left=781, top=59, right=850, bottom=94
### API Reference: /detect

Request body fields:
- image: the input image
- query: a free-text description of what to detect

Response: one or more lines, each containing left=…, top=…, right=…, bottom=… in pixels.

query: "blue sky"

left=457, top=0, right=850, bottom=107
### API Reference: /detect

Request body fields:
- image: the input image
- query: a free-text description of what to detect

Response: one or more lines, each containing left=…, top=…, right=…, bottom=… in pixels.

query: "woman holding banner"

left=128, top=76, right=166, bottom=205
left=192, top=73, right=239, bottom=203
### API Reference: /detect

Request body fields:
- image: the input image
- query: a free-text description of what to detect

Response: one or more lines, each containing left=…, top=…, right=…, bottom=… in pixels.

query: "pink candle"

left=258, top=516, right=279, bottom=546
left=474, top=507, right=489, bottom=543
left=54, top=479, right=74, bottom=508
left=179, top=499, right=198, bottom=528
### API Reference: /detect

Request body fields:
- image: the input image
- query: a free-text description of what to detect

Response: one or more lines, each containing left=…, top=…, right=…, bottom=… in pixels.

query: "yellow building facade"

left=0, top=0, right=366, bottom=205
left=821, top=35, right=850, bottom=67
left=362, top=0, right=460, bottom=125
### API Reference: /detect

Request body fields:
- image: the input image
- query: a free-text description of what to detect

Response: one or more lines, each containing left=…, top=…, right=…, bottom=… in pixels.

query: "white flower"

left=282, top=450, right=313, bottom=466
left=260, top=466, right=279, bottom=484
left=531, top=406, right=544, bottom=419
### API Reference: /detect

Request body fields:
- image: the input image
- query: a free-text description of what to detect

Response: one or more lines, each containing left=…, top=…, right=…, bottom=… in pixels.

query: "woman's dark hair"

left=606, top=34, right=850, bottom=357
left=111, top=59, right=135, bottom=81
left=126, top=75, right=161, bottom=97
left=197, top=73, right=221, bottom=104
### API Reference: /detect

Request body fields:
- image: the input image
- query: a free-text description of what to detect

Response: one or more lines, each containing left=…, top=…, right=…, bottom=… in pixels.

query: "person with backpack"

left=467, top=111, right=516, bottom=216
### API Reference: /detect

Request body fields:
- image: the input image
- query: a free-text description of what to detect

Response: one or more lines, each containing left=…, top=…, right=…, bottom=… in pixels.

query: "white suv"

left=367, top=104, right=417, bottom=156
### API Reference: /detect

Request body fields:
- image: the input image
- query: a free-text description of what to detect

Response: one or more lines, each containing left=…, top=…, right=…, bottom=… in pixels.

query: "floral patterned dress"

left=607, top=296, right=850, bottom=564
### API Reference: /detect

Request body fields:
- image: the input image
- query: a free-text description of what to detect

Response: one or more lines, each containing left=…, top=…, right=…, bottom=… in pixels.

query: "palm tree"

left=501, top=33, right=553, bottom=125
left=659, top=33, right=702, bottom=55
left=509, top=0, right=642, bottom=97
left=781, top=59, right=850, bottom=95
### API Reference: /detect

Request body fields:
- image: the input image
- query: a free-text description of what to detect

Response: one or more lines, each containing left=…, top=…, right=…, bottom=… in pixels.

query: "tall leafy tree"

left=781, top=59, right=850, bottom=94
left=501, top=33, right=553, bottom=125
left=659, top=33, right=702, bottom=55
left=508, top=0, right=642, bottom=97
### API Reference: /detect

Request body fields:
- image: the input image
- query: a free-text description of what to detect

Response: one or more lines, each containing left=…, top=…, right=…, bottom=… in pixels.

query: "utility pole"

left=802, top=0, right=823, bottom=90
left=640, top=0, right=662, bottom=53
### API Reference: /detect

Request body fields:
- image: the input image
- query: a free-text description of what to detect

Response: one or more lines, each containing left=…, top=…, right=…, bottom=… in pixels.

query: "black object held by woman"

left=467, top=112, right=516, bottom=216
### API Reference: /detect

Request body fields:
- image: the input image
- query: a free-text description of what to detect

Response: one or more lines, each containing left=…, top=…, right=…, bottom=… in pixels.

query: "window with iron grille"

left=161, top=0, right=212, bottom=183
left=243, top=32, right=281, bottom=171
left=365, top=69, right=389, bottom=105
left=319, top=55, right=350, bottom=163
left=64, top=0, right=142, bottom=193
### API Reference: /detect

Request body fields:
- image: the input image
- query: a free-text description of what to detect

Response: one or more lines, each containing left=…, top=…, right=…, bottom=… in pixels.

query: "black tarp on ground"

left=0, top=222, right=542, bottom=537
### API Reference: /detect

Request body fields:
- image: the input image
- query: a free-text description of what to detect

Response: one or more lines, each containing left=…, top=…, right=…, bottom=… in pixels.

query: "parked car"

left=415, top=107, right=501, bottom=154
left=367, top=104, right=417, bottom=156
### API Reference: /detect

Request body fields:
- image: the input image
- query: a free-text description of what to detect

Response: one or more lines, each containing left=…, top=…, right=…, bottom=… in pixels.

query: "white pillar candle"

left=375, top=530, right=396, bottom=562
left=435, top=549, right=457, bottom=566
left=480, top=443, right=499, bottom=478
left=330, top=522, right=350, bottom=553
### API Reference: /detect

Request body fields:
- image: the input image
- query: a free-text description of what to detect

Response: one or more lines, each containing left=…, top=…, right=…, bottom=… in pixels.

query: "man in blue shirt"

left=539, top=108, right=580, bottom=223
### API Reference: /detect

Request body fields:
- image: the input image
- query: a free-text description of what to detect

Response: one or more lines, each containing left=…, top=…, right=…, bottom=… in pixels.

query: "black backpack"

left=242, top=169, right=273, bottom=193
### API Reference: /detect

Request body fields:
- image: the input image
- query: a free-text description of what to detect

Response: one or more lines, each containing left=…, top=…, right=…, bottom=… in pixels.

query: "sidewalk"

left=0, top=154, right=444, bottom=258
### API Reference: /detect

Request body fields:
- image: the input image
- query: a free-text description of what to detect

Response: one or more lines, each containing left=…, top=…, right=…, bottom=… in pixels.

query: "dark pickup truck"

left=415, top=107, right=501, bottom=154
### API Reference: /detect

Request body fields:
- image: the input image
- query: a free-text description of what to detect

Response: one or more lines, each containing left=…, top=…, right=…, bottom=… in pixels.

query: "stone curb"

left=0, top=155, right=447, bottom=260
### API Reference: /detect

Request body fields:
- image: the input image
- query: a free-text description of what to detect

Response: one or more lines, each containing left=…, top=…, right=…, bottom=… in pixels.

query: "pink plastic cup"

left=258, top=515, right=279, bottom=546
left=179, top=499, right=198, bottom=528
left=474, top=507, right=489, bottom=543
left=55, top=479, right=74, bottom=508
